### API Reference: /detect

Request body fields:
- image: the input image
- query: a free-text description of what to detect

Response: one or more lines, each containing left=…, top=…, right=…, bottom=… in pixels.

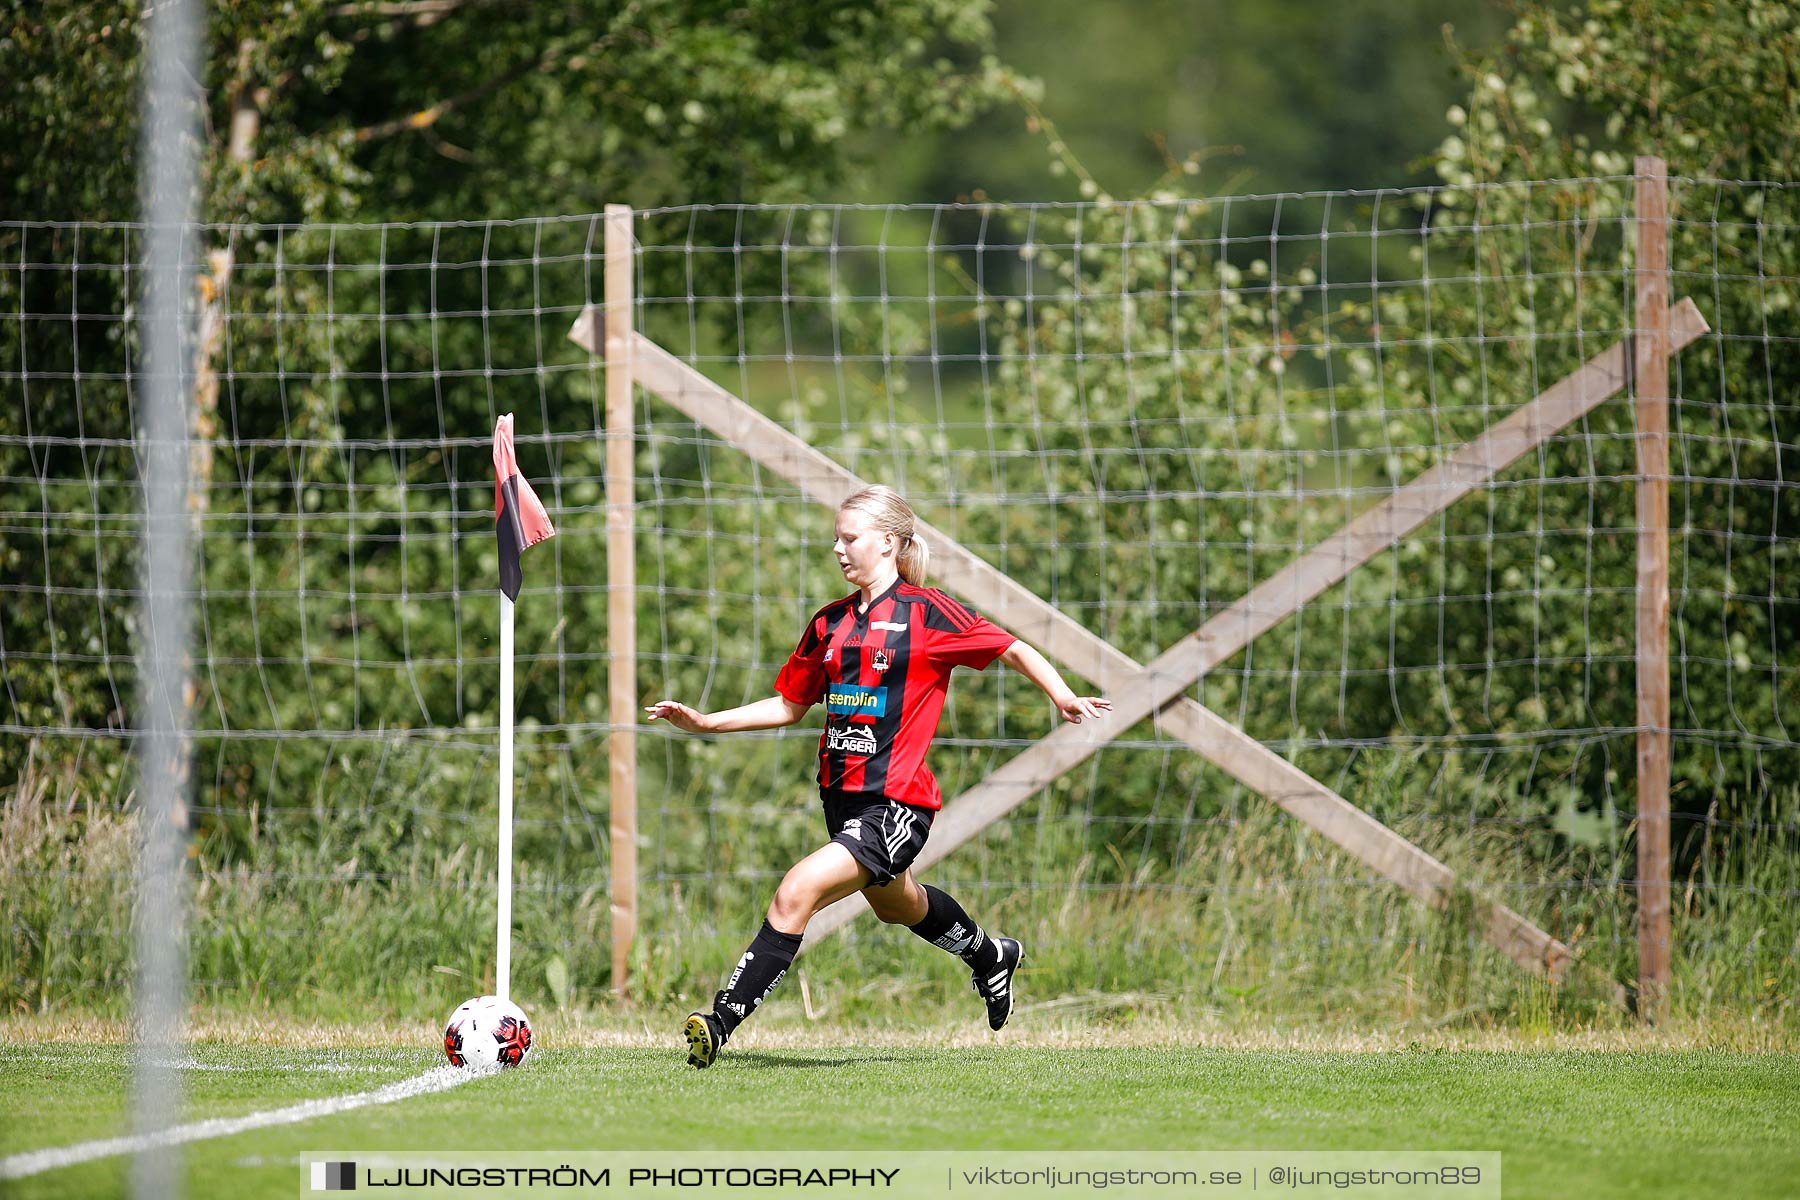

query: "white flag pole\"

left=496, top=591, right=515, bottom=1003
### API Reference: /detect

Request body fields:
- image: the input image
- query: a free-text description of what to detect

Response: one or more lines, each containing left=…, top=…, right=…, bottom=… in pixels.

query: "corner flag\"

left=490, top=413, right=554, bottom=1003
left=493, top=413, right=556, bottom=600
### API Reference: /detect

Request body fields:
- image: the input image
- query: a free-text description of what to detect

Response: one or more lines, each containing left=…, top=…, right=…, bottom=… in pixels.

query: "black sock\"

left=907, top=885, right=1002, bottom=973
left=712, top=920, right=803, bottom=1036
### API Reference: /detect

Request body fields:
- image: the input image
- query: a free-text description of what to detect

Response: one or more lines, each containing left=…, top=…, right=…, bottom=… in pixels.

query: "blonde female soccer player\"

left=646, top=486, right=1111, bottom=1067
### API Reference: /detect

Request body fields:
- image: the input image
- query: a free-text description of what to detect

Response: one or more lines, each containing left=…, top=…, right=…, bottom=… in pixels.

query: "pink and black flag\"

left=492, top=414, right=556, bottom=601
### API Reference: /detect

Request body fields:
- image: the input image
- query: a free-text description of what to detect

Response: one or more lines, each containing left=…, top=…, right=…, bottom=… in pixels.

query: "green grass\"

left=3, top=1026, right=1797, bottom=1200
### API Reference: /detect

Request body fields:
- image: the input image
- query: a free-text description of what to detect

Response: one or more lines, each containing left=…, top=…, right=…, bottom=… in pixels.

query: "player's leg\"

left=685, top=842, right=869, bottom=1067
left=865, top=868, right=1024, bottom=1031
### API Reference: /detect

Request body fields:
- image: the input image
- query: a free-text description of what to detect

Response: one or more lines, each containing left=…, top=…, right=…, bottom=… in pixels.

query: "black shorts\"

left=822, top=791, right=933, bottom=886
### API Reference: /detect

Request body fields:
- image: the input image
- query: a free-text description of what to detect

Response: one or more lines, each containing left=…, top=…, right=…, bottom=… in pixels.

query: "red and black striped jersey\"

left=773, top=580, right=1017, bottom=811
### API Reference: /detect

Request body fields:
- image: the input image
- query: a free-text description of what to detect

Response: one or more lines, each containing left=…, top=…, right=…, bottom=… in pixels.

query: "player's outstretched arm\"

left=644, top=695, right=812, bottom=735
left=996, top=640, right=1112, bottom=724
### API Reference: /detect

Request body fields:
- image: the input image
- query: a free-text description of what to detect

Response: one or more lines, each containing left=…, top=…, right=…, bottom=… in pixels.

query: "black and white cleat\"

left=972, top=937, right=1024, bottom=1031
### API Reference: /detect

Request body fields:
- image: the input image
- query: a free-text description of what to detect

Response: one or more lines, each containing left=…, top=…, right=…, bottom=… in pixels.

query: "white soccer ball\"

left=443, top=995, right=533, bottom=1068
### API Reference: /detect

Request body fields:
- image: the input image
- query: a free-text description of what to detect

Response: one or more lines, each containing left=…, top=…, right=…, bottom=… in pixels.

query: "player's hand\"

left=1055, top=694, right=1112, bottom=724
left=644, top=700, right=712, bottom=734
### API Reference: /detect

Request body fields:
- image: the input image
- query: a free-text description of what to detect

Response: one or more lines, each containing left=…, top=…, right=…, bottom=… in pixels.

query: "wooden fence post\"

left=603, top=204, right=639, bottom=1000
left=1634, top=156, right=1673, bottom=1019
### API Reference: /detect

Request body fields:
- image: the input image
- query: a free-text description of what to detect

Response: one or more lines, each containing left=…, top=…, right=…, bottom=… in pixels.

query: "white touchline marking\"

left=167, top=1063, right=409, bottom=1075
left=0, top=1065, right=481, bottom=1180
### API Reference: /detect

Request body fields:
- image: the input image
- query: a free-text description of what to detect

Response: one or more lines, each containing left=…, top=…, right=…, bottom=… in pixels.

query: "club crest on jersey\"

left=871, top=648, right=892, bottom=673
